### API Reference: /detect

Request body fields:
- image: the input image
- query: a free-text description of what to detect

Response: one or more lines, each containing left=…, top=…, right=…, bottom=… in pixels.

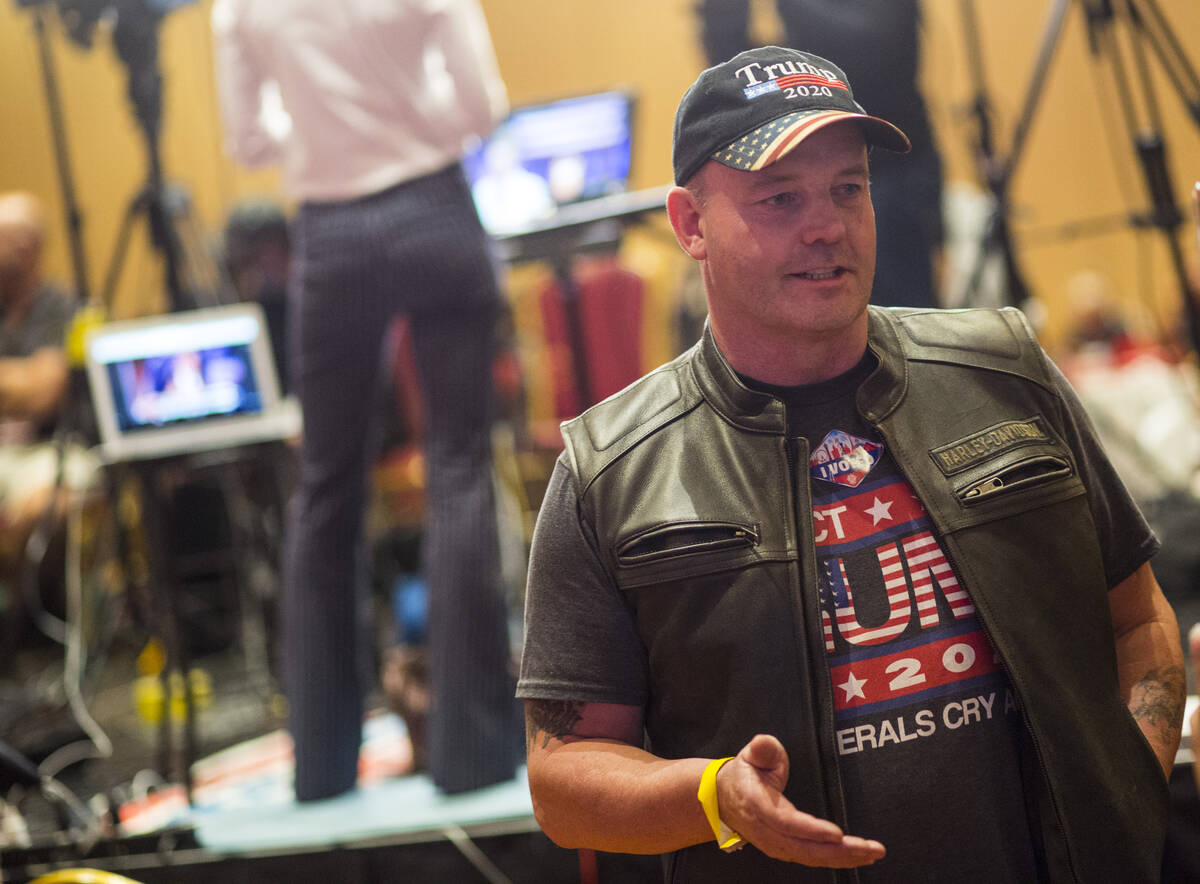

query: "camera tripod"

left=16, top=0, right=206, bottom=806
left=958, top=0, right=1200, bottom=358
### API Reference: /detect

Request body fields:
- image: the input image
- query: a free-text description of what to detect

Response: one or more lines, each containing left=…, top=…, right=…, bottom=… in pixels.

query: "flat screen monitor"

left=463, top=90, right=635, bottom=236
left=85, top=303, right=300, bottom=463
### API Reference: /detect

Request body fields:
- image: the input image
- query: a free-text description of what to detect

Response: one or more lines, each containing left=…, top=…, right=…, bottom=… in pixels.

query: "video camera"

left=14, top=0, right=195, bottom=139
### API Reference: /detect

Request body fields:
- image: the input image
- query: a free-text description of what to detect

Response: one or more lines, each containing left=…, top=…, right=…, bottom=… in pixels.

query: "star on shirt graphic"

left=839, top=671, right=867, bottom=701
left=864, top=496, right=894, bottom=526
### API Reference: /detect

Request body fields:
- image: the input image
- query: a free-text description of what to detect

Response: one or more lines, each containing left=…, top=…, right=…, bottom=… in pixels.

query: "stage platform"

left=0, top=628, right=661, bottom=884
left=2, top=818, right=662, bottom=884
left=1, top=711, right=662, bottom=883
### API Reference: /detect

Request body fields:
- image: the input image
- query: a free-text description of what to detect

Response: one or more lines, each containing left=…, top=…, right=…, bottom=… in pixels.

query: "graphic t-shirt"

left=763, top=356, right=1041, bottom=881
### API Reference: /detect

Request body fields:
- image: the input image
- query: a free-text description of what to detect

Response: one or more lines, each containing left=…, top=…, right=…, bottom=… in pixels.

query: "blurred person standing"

left=212, top=0, right=522, bottom=799
left=697, top=0, right=945, bottom=308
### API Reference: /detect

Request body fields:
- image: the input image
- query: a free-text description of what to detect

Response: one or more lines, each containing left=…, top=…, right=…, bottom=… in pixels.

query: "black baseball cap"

left=672, top=46, right=911, bottom=185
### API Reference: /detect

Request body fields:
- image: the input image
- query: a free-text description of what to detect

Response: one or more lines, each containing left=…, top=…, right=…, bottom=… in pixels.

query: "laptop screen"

left=85, top=303, right=299, bottom=463
left=463, top=90, right=635, bottom=236
left=94, top=313, right=266, bottom=433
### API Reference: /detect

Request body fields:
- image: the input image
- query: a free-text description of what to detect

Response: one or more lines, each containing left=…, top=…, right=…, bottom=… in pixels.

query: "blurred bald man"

left=0, top=192, right=96, bottom=641
left=0, top=192, right=71, bottom=423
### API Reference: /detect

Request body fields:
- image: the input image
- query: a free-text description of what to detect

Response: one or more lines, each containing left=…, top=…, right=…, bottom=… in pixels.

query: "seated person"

left=0, top=192, right=98, bottom=638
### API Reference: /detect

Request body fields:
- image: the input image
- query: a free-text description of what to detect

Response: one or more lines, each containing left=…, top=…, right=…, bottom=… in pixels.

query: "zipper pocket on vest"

left=957, top=455, right=1073, bottom=504
left=616, top=521, right=760, bottom=566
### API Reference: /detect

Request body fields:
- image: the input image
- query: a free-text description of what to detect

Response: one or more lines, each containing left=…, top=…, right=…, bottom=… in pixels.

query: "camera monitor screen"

left=105, top=331, right=262, bottom=432
left=463, top=90, right=635, bottom=236
left=85, top=303, right=300, bottom=463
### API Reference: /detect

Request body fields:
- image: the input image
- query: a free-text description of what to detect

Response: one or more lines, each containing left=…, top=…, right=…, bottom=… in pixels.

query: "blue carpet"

left=116, top=711, right=535, bottom=852
left=192, top=767, right=534, bottom=852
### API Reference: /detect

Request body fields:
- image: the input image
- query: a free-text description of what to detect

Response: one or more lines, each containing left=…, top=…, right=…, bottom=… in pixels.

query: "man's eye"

left=765, top=192, right=794, bottom=207
left=835, top=183, right=864, bottom=198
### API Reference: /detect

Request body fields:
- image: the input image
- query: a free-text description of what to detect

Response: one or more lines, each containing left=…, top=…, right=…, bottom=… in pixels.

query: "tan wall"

left=1, top=0, right=1198, bottom=348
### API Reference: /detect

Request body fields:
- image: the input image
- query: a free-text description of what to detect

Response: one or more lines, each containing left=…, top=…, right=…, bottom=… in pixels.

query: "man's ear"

left=666, top=185, right=707, bottom=260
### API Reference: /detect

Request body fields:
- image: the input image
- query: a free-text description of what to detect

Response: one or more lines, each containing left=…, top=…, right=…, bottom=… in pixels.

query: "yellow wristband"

left=697, top=757, right=744, bottom=852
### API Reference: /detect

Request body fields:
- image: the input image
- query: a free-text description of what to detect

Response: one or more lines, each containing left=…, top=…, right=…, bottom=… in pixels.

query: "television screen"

left=90, top=311, right=266, bottom=433
left=463, top=91, right=634, bottom=236
left=107, top=344, right=264, bottom=432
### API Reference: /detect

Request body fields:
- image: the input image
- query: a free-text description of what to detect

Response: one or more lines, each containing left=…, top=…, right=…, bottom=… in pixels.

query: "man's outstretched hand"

left=715, top=734, right=886, bottom=868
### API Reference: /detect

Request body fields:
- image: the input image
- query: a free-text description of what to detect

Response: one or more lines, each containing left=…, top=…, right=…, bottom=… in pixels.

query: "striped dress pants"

left=283, top=164, right=520, bottom=799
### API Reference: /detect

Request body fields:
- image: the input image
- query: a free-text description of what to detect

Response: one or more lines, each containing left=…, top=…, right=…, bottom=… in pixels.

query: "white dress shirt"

left=212, top=0, right=509, bottom=202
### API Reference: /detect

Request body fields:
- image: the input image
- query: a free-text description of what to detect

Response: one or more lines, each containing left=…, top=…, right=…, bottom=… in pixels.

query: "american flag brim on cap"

left=713, top=109, right=910, bottom=172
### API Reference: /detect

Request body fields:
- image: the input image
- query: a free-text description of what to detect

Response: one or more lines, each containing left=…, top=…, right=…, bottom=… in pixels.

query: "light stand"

left=1080, top=0, right=1200, bottom=357
left=14, top=0, right=97, bottom=658
left=26, top=1, right=92, bottom=305
left=11, top=0, right=202, bottom=818
left=957, top=0, right=1200, bottom=358
left=957, top=0, right=1062, bottom=310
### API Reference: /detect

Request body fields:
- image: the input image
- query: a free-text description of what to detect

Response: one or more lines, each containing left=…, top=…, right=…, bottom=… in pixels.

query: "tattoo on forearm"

left=525, top=699, right=584, bottom=751
left=1130, top=665, right=1186, bottom=745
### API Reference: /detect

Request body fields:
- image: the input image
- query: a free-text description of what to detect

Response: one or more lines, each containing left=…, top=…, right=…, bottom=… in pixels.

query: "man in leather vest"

left=517, top=46, right=1184, bottom=881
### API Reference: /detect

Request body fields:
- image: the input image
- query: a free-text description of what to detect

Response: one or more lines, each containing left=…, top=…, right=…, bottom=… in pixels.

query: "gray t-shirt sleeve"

left=1044, top=352, right=1161, bottom=588
left=516, top=456, right=648, bottom=706
left=0, top=285, right=73, bottom=358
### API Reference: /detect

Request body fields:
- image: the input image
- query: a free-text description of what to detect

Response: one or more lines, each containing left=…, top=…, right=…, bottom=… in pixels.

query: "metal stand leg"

left=133, top=462, right=197, bottom=801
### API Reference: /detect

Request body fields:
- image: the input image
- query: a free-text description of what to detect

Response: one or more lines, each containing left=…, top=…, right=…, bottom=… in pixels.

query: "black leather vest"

left=560, top=306, right=1167, bottom=883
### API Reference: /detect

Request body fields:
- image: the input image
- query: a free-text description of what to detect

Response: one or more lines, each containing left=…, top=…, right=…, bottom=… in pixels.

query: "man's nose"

left=798, top=197, right=845, bottom=245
